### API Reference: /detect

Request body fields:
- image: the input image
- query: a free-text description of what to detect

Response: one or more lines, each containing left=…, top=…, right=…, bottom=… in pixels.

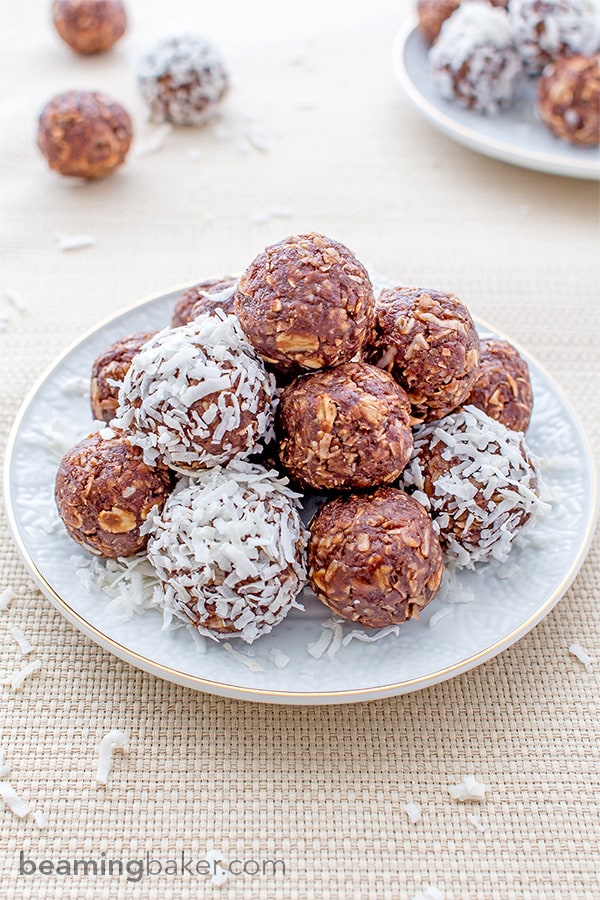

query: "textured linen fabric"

left=1, top=0, right=599, bottom=898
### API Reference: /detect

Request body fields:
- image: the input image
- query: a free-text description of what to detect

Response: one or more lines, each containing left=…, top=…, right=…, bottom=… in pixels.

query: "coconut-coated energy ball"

left=465, top=339, right=533, bottom=432
left=308, top=487, right=444, bottom=628
left=509, top=0, right=600, bottom=76
left=277, top=362, right=413, bottom=491
left=366, top=286, right=480, bottom=422
left=429, top=2, right=523, bottom=114
left=171, top=277, right=237, bottom=328
left=37, top=90, right=132, bottom=179
left=401, top=405, right=546, bottom=568
left=537, top=54, right=600, bottom=146
left=112, top=312, right=277, bottom=472
left=52, top=0, right=127, bottom=55
left=137, top=34, right=229, bottom=125
left=234, top=232, right=376, bottom=375
left=145, top=462, right=308, bottom=643
left=55, top=430, right=172, bottom=558
left=90, top=331, right=156, bottom=424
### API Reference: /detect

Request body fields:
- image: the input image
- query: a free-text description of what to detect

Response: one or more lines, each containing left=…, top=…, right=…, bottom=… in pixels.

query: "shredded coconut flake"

left=133, top=123, right=173, bottom=157
left=1, top=659, right=41, bottom=691
left=55, top=233, right=96, bottom=252
left=222, top=643, right=265, bottom=672
left=10, top=626, right=33, bottom=655
left=95, top=730, right=128, bottom=786
left=33, top=809, right=47, bottom=829
left=448, top=775, right=487, bottom=802
left=403, top=801, right=421, bottom=824
left=428, top=606, right=454, bottom=628
left=0, top=782, right=29, bottom=818
left=569, top=643, right=593, bottom=670
left=268, top=648, right=291, bottom=669
left=0, top=587, right=14, bottom=612
left=413, top=886, right=444, bottom=900
left=342, top=625, right=400, bottom=645
left=467, top=812, right=485, bottom=832
left=0, top=749, right=11, bottom=779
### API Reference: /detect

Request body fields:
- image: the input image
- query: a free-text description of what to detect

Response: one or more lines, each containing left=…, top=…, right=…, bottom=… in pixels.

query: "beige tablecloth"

left=1, top=1, right=599, bottom=897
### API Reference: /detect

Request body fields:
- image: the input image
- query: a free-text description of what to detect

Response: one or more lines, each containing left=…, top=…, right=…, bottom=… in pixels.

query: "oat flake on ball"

left=112, top=312, right=277, bottom=472
left=144, top=463, right=308, bottom=643
left=137, top=34, right=229, bottom=125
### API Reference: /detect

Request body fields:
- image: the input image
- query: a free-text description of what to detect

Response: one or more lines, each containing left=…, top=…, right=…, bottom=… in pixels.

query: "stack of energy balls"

left=55, top=233, right=546, bottom=644
left=419, top=0, right=600, bottom=147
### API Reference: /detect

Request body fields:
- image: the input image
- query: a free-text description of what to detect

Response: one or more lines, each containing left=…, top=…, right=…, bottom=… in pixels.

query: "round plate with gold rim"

left=3, top=285, right=598, bottom=704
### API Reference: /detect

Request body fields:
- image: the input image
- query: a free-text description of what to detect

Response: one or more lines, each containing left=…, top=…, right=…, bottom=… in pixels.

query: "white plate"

left=393, top=22, right=600, bottom=180
left=4, top=285, right=598, bottom=704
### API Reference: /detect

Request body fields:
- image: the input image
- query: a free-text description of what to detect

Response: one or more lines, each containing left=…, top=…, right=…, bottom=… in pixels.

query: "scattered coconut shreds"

left=342, top=625, right=400, bottom=645
left=33, top=809, right=47, bottom=829
left=413, top=887, right=444, bottom=900
left=55, top=233, right=96, bottom=252
left=269, top=648, right=291, bottom=669
left=403, top=802, right=421, bottom=824
left=1, top=659, right=42, bottom=691
left=428, top=606, right=454, bottom=628
left=0, top=749, right=11, bottom=778
left=10, top=626, right=33, bottom=655
left=467, top=813, right=485, bottom=832
left=0, top=587, right=14, bottom=612
left=326, top=623, right=344, bottom=660
left=307, top=628, right=333, bottom=660
left=569, top=643, right=593, bottom=670
left=95, top=730, right=128, bottom=787
left=133, top=123, right=173, bottom=157
left=0, top=782, right=29, bottom=818
left=222, top=643, right=265, bottom=672
left=448, top=775, right=486, bottom=802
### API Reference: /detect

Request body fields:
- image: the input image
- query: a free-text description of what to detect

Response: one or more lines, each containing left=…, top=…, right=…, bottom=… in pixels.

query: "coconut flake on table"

left=467, top=812, right=485, bottom=832
left=403, top=802, right=421, bottom=824
left=55, top=233, right=96, bottom=252
left=448, top=775, right=487, bottom=802
left=413, top=886, right=444, bottom=900
left=0, top=748, right=11, bottom=778
left=33, top=809, right=48, bottom=829
left=569, top=643, right=593, bottom=670
left=10, top=626, right=33, bottom=655
left=132, top=123, right=173, bottom=157
left=1, top=659, right=41, bottom=691
left=206, top=850, right=228, bottom=886
left=95, top=730, right=128, bottom=787
left=4, top=291, right=27, bottom=313
left=0, top=587, right=14, bottom=612
left=0, top=782, right=29, bottom=818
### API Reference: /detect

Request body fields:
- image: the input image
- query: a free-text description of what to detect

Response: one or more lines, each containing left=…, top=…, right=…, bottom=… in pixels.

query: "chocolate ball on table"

left=465, top=339, right=533, bottom=432
left=234, top=232, right=375, bottom=376
left=366, top=286, right=480, bottom=422
left=308, top=487, right=444, bottom=628
left=55, top=430, right=172, bottom=558
left=277, top=362, right=413, bottom=491
left=171, top=277, right=237, bottom=328
left=52, top=0, right=127, bottom=55
left=537, top=54, right=600, bottom=147
left=91, top=331, right=156, bottom=424
left=37, top=90, right=132, bottom=179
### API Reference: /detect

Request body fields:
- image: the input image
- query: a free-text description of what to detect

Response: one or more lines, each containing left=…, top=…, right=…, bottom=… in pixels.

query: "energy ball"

left=55, top=430, right=172, bottom=558
left=277, top=362, right=413, bottom=491
left=52, top=0, right=127, bottom=55
left=537, top=54, right=600, bottom=146
left=465, top=339, right=533, bottom=432
left=366, top=286, right=480, bottom=422
left=145, top=462, right=308, bottom=643
left=112, top=312, right=277, bottom=472
left=417, top=0, right=508, bottom=45
left=137, top=34, right=229, bottom=125
left=308, top=487, right=444, bottom=628
left=429, top=2, right=523, bottom=114
left=37, top=90, right=132, bottom=179
left=91, top=331, right=156, bottom=424
left=171, top=277, right=237, bottom=328
left=234, top=232, right=375, bottom=375
left=401, top=405, right=546, bottom=568
left=509, top=0, right=600, bottom=76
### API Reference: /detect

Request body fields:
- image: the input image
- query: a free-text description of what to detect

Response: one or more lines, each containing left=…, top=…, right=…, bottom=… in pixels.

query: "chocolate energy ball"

left=91, top=331, right=156, bottom=424
left=401, top=405, right=546, bottom=568
left=366, top=286, right=480, bottom=422
left=52, top=0, right=127, bottom=55
left=37, top=90, right=132, bottom=179
left=112, top=312, right=277, bottom=472
left=171, top=277, right=237, bottom=328
left=308, top=487, right=444, bottom=628
left=417, top=0, right=508, bottom=45
left=55, top=430, right=172, bottom=558
left=145, top=462, right=308, bottom=643
left=234, top=232, right=375, bottom=375
left=465, top=339, right=533, bottom=432
left=277, top=362, right=413, bottom=491
left=537, top=54, right=600, bottom=146
left=137, top=34, right=229, bottom=125
left=429, top=2, right=523, bottom=113
left=509, top=0, right=600, bottom=76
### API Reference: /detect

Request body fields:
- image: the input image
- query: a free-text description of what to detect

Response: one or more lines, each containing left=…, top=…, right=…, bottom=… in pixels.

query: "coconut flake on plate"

left=222, top=643, right=265, bottom=672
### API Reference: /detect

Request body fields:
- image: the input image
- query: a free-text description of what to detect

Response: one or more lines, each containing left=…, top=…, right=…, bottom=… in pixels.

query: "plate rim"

left=3, top=283, right=599, bottom=704
left=392, top=20, right=600, bottom=181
